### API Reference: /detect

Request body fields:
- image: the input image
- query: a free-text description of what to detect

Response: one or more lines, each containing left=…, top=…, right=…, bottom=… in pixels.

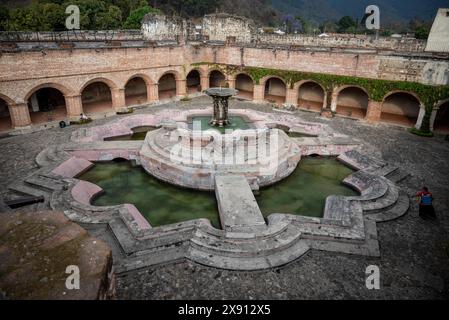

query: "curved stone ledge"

left=71, top=180, right=103, bottom=206
left=71, top=108, right=328, bottom=144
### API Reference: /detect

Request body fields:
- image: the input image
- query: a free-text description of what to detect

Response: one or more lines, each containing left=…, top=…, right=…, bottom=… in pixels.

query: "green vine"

left=192, top=62, right=449, bottom=133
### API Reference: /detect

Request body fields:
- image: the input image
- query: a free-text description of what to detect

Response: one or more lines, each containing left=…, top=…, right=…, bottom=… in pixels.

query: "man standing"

left=416, top=187, right=436, bottom=220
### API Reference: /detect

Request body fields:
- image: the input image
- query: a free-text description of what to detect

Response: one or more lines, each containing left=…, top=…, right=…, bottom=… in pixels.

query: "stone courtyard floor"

left=1, top=96, right=448, bottom=299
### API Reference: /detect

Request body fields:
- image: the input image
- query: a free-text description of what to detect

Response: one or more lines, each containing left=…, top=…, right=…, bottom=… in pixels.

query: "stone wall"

left=0, top=30, right=143, bottom=42
left=202, top=14, right=255, bottom=43
left=256, top=34, right=427, bottom=52
left=141, top=14, right=185, bottom=42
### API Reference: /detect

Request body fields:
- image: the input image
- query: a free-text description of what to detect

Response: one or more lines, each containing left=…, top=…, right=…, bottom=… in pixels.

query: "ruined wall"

left=256, top=34, right=426, bottom=52
left=199, top=45, right=449, bottom=86
left=0, top=30, right=143, bottom=42
left=202, top=14, right=255, bottom=43
left=141, top=14, right=185, bottom=41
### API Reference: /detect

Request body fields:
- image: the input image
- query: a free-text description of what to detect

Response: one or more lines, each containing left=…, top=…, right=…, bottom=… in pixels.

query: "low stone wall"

left=256, top=34, right=427, bottom=52
left=0, top=30, right=143, bottom=42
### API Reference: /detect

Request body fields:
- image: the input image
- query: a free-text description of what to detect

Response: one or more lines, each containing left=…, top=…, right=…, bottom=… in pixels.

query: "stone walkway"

left=1, top=96, right=448, bottom=299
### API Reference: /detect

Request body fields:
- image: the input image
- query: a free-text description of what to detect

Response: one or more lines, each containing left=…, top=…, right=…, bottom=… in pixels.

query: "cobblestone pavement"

left=1, top=97, right=448, bottom=299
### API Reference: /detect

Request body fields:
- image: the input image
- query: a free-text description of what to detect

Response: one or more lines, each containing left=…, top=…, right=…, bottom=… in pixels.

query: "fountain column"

left=204, top=88, right=238, bottom=127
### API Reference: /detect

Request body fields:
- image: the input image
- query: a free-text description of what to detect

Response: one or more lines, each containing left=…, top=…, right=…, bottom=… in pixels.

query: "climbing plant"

left=192, top=62, right=449, bottom=134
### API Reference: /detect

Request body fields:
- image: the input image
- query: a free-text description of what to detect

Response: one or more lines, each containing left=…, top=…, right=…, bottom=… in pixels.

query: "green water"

left=189, top=116, right=250, bottom=134
left=79, top=161, right=220, bottom=228
left=78, top=157, right=357, bottom=229
left=256, top=157, right=357, bottom=218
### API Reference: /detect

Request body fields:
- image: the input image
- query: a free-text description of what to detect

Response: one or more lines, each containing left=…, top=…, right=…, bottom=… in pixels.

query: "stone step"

left=344, top=171, right=389, bottom=201
left=25, top=175, right=65, bottom=192
left=114, top=243, right=188, bottom=274
left=365, top=164, right=398, bottom=177
left=188, top=237, right=310, bottom=271
left=9, top=183, right=49, bottom=198
left=191, top=224, right=300, bottom=257
left=365, top=191, right=410, bottom=222
left=338, top=149, right=385, bottom=171
left=360, top=179, right=399, bottom=212
left=385, top=168, right=410, bottom=183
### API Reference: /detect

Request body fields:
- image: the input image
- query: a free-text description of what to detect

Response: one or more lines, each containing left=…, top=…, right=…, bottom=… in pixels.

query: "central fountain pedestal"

left=204, top=88, right=238, bottom=127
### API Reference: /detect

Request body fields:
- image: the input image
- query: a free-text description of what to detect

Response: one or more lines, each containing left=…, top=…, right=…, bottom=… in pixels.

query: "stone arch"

left=235, top=73, right=254, bottom=100
left=124, top=75, right=151, bottom=107
left=24, top=82, right=73, bottom=102
left=0, top=94, right=13, bottom=131
left=209, top=70, right=227, bottom=88
left=79, top=77, right=118, bottom=94
left=381, top=91, right=422, bottom=127
left=186, top=69, right=202, bottom=94
left=81, top=78, right=116, bottom=115
left=26, top=84, right=69, bottom=125
left=335, top=85, right=369, bottom=119
left=262, top=76, right=287, bottom=105
left=295, top=80, right=326, bottom=112
left=433, top=99, right=449, bottom=133
left=158, top=72, right=178, bottom=100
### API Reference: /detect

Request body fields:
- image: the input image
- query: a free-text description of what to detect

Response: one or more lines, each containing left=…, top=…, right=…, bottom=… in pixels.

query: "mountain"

left=271, top=0, right=449, bottom=23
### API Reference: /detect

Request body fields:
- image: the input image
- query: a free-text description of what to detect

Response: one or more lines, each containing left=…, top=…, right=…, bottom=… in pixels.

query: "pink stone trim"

left=52, top=157, right=94, bottom=178
left=69, top=150, right=139, bottom=161
left=71, top=180, right=103, bottom=206
left=124, top=204, right=151, bottom=230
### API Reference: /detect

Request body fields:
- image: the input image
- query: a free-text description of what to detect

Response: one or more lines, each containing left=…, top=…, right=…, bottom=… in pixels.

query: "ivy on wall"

left=192, top=62, right=449, bottom=133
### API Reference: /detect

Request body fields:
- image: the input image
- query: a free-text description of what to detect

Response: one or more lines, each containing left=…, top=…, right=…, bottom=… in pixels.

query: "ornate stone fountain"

left=204, top=88, right=238, bottom=127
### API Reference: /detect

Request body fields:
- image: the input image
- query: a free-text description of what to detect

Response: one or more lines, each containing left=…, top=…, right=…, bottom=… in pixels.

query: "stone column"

left=429, top=108, right=439, bottom=131
left=227, top=77, right=236, bottom=89
left=285, top=88, right=298, bottom=106
left=253, top=84, right=265, bottom=103
left=329, top=91, right=338, bottom=112
left=111, top=88, right=126, bottom=110
left=320, top=90, right=335, bottom=118
left=146, top=83, right=159, bottom=104
left=200, top=76, right=209, bottom=91
left=415, top=107, right=427, bottom=130
left=65, top=95, right=83, bottom=121
left=176, top=79, right=187, bottom=97
left=10, top=103, right=31, bottom=129
left=365, top=100, right=382, bottom=123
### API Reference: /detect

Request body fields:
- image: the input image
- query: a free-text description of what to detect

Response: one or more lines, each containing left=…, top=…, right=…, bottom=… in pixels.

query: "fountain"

left=204, top=87, right=238, bottom=127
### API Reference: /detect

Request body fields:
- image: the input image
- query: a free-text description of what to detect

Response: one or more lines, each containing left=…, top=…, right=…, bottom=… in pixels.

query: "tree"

left=41, top=3, right=66, bottom=31
left=336, top=16, right=357, bottom=33
left=319, top=20, right=337, bottom=34
left=414, top=25, right=430, bottom=39
left=123, top=5, right=159, bottom=29
left=0, top=5, right=10, bottom=31
left=97, top=5, right=123, bottom=29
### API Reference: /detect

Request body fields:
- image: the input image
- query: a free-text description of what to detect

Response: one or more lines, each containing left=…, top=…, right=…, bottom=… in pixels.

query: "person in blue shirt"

left=415, top=187, right=436, bottom=220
